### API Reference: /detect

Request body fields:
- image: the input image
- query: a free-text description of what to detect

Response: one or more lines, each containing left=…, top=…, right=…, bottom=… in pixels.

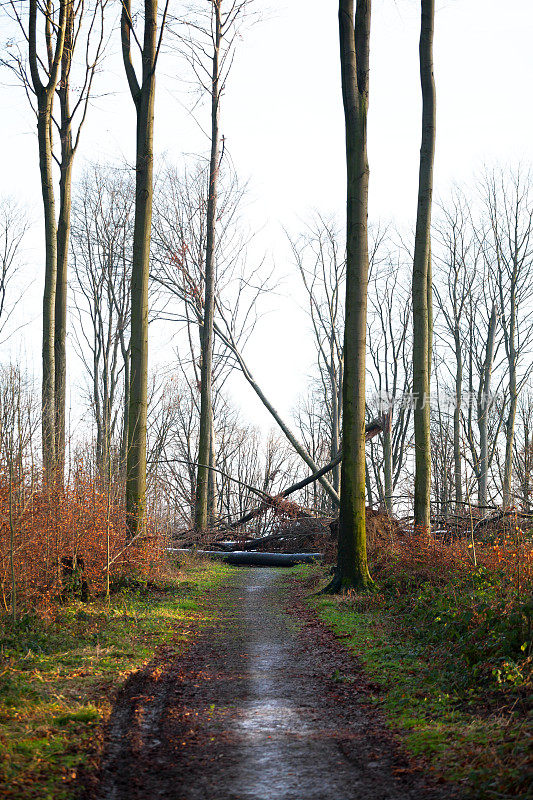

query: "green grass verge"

left=293, top=564, right=532, bottom=800
left=0, top=556, right=232, bottom=800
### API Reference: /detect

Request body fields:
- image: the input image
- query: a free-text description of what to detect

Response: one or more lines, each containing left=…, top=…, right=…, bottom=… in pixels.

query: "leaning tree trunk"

left=122, top=0, right=158, bottom=538
left=326, top=0, right=373, bottom=593
left=195, top=1, right=221, bottom=531
left=412, top=0, right=436, bottom=533
left=213, top=319, right=341, bottom=504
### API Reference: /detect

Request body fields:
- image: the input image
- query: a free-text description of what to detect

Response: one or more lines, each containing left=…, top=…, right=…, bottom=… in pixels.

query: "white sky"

left=1, top=0, right=532, bottom=437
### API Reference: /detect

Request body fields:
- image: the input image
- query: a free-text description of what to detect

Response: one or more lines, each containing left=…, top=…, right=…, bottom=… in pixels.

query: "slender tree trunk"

left=207, top=408, right=217, bottom=522
left=412, top=0, right=436, bottom=533
left=330, top=366, right=341, bottom=496
left=383, top=425, right=392, bottom=512
left=119, top=333, right=130, bottom=476
left=523, top=423, right=532, bottom=513
left=327, top=0, right=373, bottom=592
left=478, top=303, right=496, bottom=508
left=196, top=1, right=221, bottom=530
left=503, top=357, right=517, bottom=508
left=54, top=3, right=75, bottom=486
left=27, top=1, right=67, bottom=485
left=123, top=0, right=158, bottom=538
left=38, top=91, right=59, bottom=486
left=453, top=331, right=463, bottom=507
left=55, top=152, right=72, bottom=484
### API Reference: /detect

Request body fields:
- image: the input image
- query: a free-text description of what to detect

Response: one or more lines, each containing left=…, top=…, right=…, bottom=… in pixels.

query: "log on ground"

left=168, top=549, right=322, bottom=567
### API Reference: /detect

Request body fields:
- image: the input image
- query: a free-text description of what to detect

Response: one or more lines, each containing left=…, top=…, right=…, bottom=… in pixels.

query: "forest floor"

left=1, top=559, right=530, bottom=799
left=91, top=566, right=454, bottom=800
left=0, top=558, right=232, bottom=800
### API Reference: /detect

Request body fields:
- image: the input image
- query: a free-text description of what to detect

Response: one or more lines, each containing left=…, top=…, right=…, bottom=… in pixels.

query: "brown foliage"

left=0, top=471, right=164, bottom=612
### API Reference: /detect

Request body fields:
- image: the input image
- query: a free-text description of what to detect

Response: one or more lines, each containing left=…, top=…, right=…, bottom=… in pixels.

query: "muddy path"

left=93, top=568, right=455, bottom=800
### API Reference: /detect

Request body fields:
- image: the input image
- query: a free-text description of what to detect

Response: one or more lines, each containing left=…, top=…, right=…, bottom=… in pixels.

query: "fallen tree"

left=217, top=411, right=390, bottom=532
left=169, top=549, right=322, bottom=567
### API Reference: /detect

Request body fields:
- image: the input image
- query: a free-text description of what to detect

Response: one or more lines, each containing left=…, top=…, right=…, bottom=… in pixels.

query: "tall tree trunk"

left=412, top=0, right=436, bottom=533
left=326, top=0, right=373, bottom=592
left=55, top=3, right=75, bottom=485
left=28, top=0, right=67, bottom=485
left=38, top=92, right=58, bottom=486
left=195, top=0, right=221, bottom=530
left=122, top=0, right=158, bottom=538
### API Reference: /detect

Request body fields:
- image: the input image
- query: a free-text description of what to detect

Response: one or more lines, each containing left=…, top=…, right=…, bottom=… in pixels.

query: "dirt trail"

left=94, top=568, right=454, bottom=800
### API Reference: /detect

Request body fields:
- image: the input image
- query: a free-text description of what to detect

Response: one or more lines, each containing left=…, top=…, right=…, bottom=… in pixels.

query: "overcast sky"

left=1, top=0, right=532, bottom=437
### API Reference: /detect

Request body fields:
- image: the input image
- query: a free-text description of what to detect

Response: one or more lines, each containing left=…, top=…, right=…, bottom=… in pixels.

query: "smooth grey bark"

left=412, top=0, right=436, bottom=532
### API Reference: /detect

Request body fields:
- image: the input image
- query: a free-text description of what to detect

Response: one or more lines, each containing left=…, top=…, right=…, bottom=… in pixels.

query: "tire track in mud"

left=93, top=568, right=457, bottom=800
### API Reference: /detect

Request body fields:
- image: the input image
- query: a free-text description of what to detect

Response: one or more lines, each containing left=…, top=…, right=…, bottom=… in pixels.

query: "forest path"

left=94, top=567, right=452, bottom=800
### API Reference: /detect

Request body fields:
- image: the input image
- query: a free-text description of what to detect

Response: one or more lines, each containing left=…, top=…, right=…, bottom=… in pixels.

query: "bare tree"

left=54, top=0, right=108, bottom=481
left=462, top=285, right=502, bottom=510
left=0, top=198, right=29, bottom=342
left=289, top=215, right=345, bottom=499
left=170, top=0, right=255, bottom=529
left=433, top=192, right=477, bottom=509
left=70, top=165, right=133, bottom=479
left=513, top=388, right=533, bottom=513
left=367, top=257, right=412, bottom=512
left=0, top=366, right=39, bottom=621
left=3, top=0, right=107, bottom=483
left=483, top=168, right=533, bottom=508
left=152, top=162, right=341, bottom=504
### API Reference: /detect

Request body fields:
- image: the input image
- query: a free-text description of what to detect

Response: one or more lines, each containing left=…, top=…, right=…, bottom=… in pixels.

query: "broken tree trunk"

left=218, top=412, right=389, bottom=531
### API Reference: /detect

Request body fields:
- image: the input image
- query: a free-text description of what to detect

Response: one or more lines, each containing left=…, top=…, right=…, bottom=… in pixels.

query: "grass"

left=0, top=556, right=232, bottom=800
left=293, top=561, right=532, bottom=800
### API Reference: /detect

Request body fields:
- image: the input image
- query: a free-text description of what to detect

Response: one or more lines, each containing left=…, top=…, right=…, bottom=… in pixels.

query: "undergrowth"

left=299, top=526, right=533, bottom=799
left=0, top=556, right=231, bottom=800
